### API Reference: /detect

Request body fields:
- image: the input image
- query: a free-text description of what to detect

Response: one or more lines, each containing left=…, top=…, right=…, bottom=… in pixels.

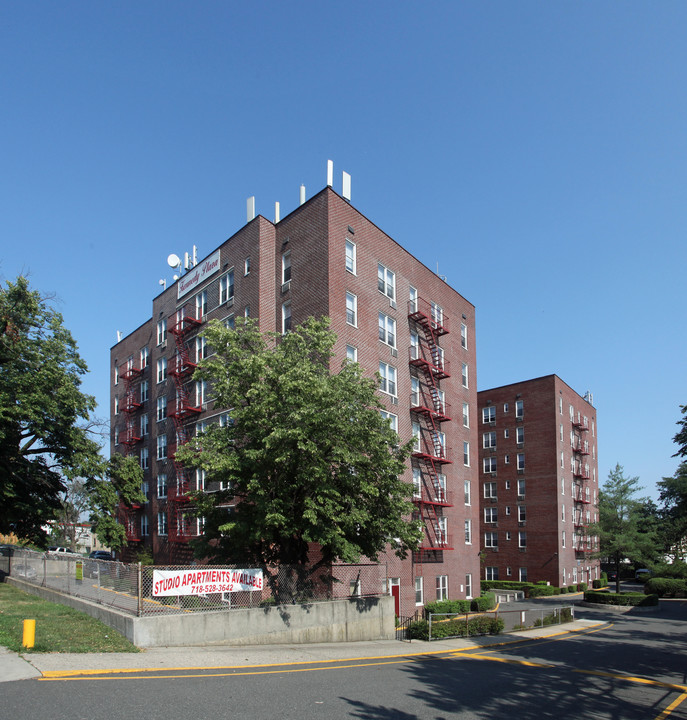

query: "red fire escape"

left=408, top=298, right=453, bottom=561
left=572, top=417, right=591, bottom=557
left=167, top=306, right=202, bottom=543
left=118, top=361, right=143, bottom=541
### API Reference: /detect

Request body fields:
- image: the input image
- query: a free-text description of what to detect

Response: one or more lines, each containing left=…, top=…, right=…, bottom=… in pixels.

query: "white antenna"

left=159, top=278, right=167, bottom=290
left=184, top=252, right=190, bottom=270
left=327, top=159, right=334, bottom=187
left=192, top=245, right=197, bottom=267
left=247, top=196, right=256, bottom=222
left=342, top=171, right=351, bottom=201
left=167, top=253, right=181, bottom=271
left=275, top=201, right=280, bottom=223
left=116, top=330, right=122, bottom=342
left=299, top=184, right=306, bottom=205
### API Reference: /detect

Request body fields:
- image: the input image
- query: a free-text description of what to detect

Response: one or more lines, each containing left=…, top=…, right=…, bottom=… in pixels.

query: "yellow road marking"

left=572, top=669, right=687, bottom=693
left=655, top=692, right=687, bottom=720
left=463, top=654, right=554, bottom=668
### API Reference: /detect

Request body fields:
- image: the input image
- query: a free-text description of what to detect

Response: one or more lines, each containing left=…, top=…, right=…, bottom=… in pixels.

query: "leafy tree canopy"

left=593, top=463, right=659, bottom=591
left=657, top=462, right=687, bottom=562
left=673, top=404, right=687, bottom=458
left=176, top=317, right=422, bottom=588
left=0, top=277, right=103, bottom=544
left=87, top=454, right=145, bottom=554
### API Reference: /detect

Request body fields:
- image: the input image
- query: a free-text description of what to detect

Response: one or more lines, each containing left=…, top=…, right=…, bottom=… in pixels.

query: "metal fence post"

left=137, top=563, right=142, bottom=617
left=428, top=612, right=432, bottom=642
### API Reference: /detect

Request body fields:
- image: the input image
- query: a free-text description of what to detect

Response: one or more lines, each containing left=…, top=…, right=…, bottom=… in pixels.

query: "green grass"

left=0, top=583, right=139, bottom=653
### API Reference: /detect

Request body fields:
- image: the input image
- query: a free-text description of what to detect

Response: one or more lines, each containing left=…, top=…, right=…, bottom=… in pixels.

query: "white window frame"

left=378, top=362, right=397, bottom=398
left=462, top=402, right=469, bottom=428
left=484, top=507, right=497, bottom=523
left=409, top=286, right=418, bottom=313
left=346, top=344, right=357, bottom=362
left=282, top=302, right=292, bottom=334
left=157, top=396, right=167, bottom=422
left=345, top=239, right=356, bottom=274
left=378, top=312, right=396, bottom=348
left=516, top=399, right=524, bottom=419
left=219, top=269, right=234, bottom=304
left=156, top=435, right=167, bottom=460
left=436, top=575, right=448, bottom=601
left=380, top=410, right=398, bottom=433
left=518, top=531, right=527, bottom=548
left=377, top=263, right=396, bottom=300
left=346, top=291, right=357, bottom=326
left=140, top=346, right=149, bottom=368
left=483, top=456, right=497, bottom=473
left=157, top=473, right=167, bottom=499
left=485, top=532, right=498, bottom=549
left=483, top=431, right=496, bottom=449
left=415, top=576, right=424, bottom=606
left=156, top=319, right=167, bottom=346
left=157, top=511, right=167, bottom=536
left=460, top=323, right=468, bottom=349
left=282, top=251, right=291, bottom=285
left=157, top=358, right=167, bottom=383
left=464, top=519, right=472, bottom=544
left=140, top=414, right=149, bottom=437
left=461, top=363, right=469, bottom=388
left=140, top=447, right=149, bottom=470
left=482, top=406, right=496, bottom=424
left=483, top=481, right=497, bottom=499
left=196, top=290, right=208, bottom=320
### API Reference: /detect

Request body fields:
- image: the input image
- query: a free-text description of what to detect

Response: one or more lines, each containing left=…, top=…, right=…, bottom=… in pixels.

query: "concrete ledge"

left=579, top=600, right=660, bottom=613
left=6, top=577, right=395, bottom=647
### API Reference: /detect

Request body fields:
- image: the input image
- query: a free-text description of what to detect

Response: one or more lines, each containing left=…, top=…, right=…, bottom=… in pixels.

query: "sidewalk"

left=1, top=618, right=602, bottom=681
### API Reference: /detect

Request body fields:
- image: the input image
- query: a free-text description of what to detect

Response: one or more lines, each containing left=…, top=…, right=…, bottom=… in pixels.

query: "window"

left=379, top=362, right=397, bottom=397
left=464, top=519, right=472, bottom=544
left=411, top=376, right=421, bottom=407
left=506, top=531, right=512, bottom=540
left=378, top=313, right=396, bottom=348
left=157, top=319, right=167, bottom=346
left=196, top=290, right=207, bottom=319
left=141, top=515, right=149, bottom=537
left=483, top=481, right=497, bottom=499
left=140, top=414, right=149, bottom=437
left=483, top=431, right=496, bottom=449
left=157, top=358, right=167, bottom=383
left=114, top=396, right=119, bottom=415
left=282, top=302, right=292, bottom=334
left=518, top=506, right=527, bottom=522
left=562, top=504, right=566, bottom=521
left=140, top=447, right=149, bottom=470
left=377, top=263, right=395, bottom=300
left=412, top=467, right=422, bottom=498
left=503, top=403, right=509, bottom=413
left=517, top=453, right=525, bottom=471
left=436, top=575, right=448, bottom=601
left=157, top=396, right=167, bottom=422
left=460, top=323, right=468, bottom=349
left=519, top=567, right=528, bottom=582
left=346, top=292, right=357, bottom=326
left=436, top=473, right=447, bottom=503
left=465, top=573, right=472, bottom=599
left=380, top=410, right=398, bottom=433
left=140, top=346, right=149, bottom=368
left=436, top=517, right=448, bottom=545
left=412, top=422, right=422, bottom=452
left=346, top=344, right=357, bottom=362
left=244, top=257, right=250, bottom=276
left=140, top=380, right=149, bottom=402
left=157, top=512, right=168, bottom=536
left=462, top=402, right=469, bottom=428
left=157, top=435, right=167, bottom=460
left=485, top=532, right=498, bottom=548
left=515, top=400, right=524, bottom=419
left=484, top=507, right=497, bottom=523
left=195, top=336, right=208, bottom=362
left=114, top=363, right=119, bottom=386
left=431, top=302, right=443, bottom=328
left=463, top=441, right=470, bottom=466
left=219, top=412, right=232, bottom=427
left=518, top=531, right=527, bottom=548
left=485, top=567, right=498, bottom=581
left=196, top=380, right=207, bottom=406
left=219, top=270, right=234, bottom=304
left=461, top=363, right=469, bottom=388
left=482, top=406, right=496, bottom=424
left=415, top=577, right=424, bottom=605
left=282, top=252, right=291, bottom=285
left=561, top=530, right=566, bottom=548
left=157, top=473, right=167, bottom=498
left=505, top=505, right=511, bottom=515
left=195, top=468, right=206, bottom=492
left=517, top=478, right=526, bottom=497
left=141, top=480, right=149, bottom=503
left=464, top=480, right=471, bottom=505
left=409, top=286, right=418, bottom=313
left=410, top=332, right=420, bottom=361
left=516, top=427, right=524, bottom=444
left=345, top=239, right=356, bottom=274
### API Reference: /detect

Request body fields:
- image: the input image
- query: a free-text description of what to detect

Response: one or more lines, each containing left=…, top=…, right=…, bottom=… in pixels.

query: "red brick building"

left=477, top=375, right=600, bottom=587
left=110, top=183, right=481, bottom=616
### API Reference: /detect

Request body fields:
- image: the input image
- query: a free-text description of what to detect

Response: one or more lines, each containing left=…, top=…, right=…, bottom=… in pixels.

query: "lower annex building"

left=110, top=176, right=481, bottom=617
left=477, top=375, right=601, bottom=587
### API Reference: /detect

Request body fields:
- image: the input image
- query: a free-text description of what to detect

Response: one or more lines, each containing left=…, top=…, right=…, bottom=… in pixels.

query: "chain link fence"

left=6, top=548, right=388, bottom=618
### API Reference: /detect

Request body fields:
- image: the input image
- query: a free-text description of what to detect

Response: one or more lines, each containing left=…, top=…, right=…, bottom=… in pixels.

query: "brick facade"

left=477, top=375, right=600, bottom=587
left=111, top=186, right=481, bottom=616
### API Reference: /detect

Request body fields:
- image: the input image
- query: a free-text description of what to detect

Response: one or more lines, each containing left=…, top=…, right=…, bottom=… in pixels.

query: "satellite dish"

left=167, top=253, right=181, bottom=269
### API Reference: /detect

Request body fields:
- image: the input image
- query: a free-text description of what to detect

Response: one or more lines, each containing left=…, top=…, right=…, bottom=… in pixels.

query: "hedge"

left=528, top=584, right=560, bottom=597
left=424, top=593, right=497, bottom=617
left=583, top=590, right=658, bottom=607
left=644, top=577, right=687, bottom=598
left=471, top=592, right=496, bottom=611
left=408, top=615, right=504, bottom=641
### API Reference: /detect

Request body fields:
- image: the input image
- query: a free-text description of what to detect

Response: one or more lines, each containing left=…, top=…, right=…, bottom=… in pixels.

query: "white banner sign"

left=177, top=250, right=221, bottom=299
left=152, top=568, right=263, bottom=597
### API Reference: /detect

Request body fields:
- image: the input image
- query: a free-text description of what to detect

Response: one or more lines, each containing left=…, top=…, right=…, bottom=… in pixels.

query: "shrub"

left=407, top=620, right=429, bottom=640
left=584, top=590, right=658, bottom=607
left=533, top=607, right=573, bottom=627
left=644, top=577, right=687, bottom=598
left=424, top=599, right=470, bottom=617
left=559, top=586, right=568, bottom=594
left=578, top=582, right=588, bottom=592
left=600, top=572, right=608, bottom=586
left=649, top=562, right=687, bottom=580
left=529, top=584, right=558, bottom=597
left=471, top=592, right=496, bottom=612
left=592, top=579, right=601, bottom=589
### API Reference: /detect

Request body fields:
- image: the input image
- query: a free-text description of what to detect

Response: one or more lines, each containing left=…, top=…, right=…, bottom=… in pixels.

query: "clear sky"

left=1, top=2, right=685, bottom=498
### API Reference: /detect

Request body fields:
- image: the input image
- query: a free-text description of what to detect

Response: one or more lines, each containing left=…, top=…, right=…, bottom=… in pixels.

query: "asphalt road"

left=3, top=597, right=687, bottom=720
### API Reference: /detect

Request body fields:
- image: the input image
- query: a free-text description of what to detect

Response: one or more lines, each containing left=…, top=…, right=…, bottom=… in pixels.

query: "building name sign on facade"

left=152, top=568, right=263, bottom=596
left=177, top=250, right=221, bottom=299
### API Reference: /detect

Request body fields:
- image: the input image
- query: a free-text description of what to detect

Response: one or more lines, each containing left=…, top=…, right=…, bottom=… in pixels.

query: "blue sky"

left=2, top=2, right=685, bottom=498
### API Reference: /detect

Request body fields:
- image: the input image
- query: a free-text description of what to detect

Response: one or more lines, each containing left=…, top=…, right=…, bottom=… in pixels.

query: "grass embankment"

left=0, top=583, right=139, bottom=653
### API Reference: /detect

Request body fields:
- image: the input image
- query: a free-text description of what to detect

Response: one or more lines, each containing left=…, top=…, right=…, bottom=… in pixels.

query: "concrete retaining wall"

left=6, top=577, right=395, bottom=647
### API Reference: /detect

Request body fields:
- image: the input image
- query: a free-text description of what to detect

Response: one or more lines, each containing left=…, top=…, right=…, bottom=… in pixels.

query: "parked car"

left=85, top=550, right=114, bottom=578
left=47, top=546, right=81, bottom=556
left=88, top=550, right=114, bottom=561
left=607, top=571, right=618, bottom=582
left=13, top=562, right=38, bottom=579
left=635, top=569, right=651, bottom=581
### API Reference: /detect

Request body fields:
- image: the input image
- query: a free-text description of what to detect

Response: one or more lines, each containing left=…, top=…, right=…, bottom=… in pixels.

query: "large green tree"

left=87, top=454, right=146, bottom=554
left=673, top=404, right=687, bottom=458
left=176, top=317, right=422, bottom=599
left=657, top=462, right=687, bottom=563
left=0, top=277, right=103, bottom=544
left=594, top=464, right=658, bottom=592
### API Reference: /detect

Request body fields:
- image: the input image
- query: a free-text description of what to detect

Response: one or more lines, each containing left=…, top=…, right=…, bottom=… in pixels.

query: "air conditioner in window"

left=389, top=299, right=397, bottom=310
left=160, top=340, right=167, bottom=349
left=391, top=348, right=398, bottom=358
